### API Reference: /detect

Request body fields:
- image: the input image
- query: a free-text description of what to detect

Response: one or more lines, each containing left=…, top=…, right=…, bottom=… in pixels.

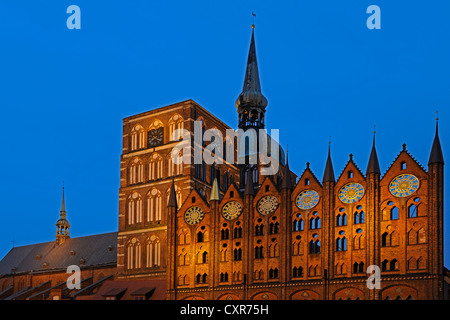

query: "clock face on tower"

left=147, top=127, right=164, bottom=147
left=338, top=183, right=365, bottom=204
left=296, top=190, right=320, bottom=210
left=257, top=195, right=279, bottom=215
left=389, top=174, right=419, bottom=197
left=184, top=206, right=204, bottom=225
left=221, top=201, right=243, bottom=220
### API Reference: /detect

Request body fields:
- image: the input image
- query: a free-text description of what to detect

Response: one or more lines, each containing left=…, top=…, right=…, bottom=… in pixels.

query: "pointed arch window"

left=336, top=213, right=347, bottom=226
left=147, top=189, right=162, bottom=223
left=269, top=222, right=280, bottom=234
left=149, top=154, right=164, bottom=180
left=390, top=207, right=399, bottom=220
left=293, top=218, right=304, bottom=231
left=309, top=239, right=321, bottom=254
left=131, top=125, right=145, bottom=151
left=197, top=231, right=204, bottom=243
left=336, top=237, right=347, bottom=251
left=408, top=204, right=418, bottom=218
left=128, top=192, right=143, bottom=225
left=255, top=223, right=264, bottom=236
left=221, top=228, right=230, bottom=240
left=126, top=238, right=142, bottom=270
left=168, top=114, right=184, bottom=141
left=129, top=158, right=144, bottom=184
left=293, top=266, right=303, bottom=278
left=145, top=238, right=161, bottom=268
left=233, top=226, right=242, bottom=239
left=354, top=207, right=365, bottom=224
left=234, top=248, right=242, bottom=261
left=269, top=268, right=279, bottom=279
left=255, top=245, right=264, bottom=259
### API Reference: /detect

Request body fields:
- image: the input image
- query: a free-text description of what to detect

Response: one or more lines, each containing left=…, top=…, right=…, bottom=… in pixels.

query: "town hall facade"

left=116, top=25, right=446, bottom=300
left=0, top=25, right=445, bottom=300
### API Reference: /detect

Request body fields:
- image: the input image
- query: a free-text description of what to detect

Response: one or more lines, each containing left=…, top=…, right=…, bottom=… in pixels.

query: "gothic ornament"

left=296, top=190, right=320, bottom=210
left=389, top=174, right=419, bottom=198
left=257, top=195, right=279, bottom=215
left=184, top=206, right=204, bottom=225
left=338, top=183, right=365, bottom=204
left=221, top=201, right=243, bottom=220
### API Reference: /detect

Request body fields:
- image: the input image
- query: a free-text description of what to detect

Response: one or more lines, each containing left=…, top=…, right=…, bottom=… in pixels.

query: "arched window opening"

left=197, top=231, right=204, bottom=243
left=408, top=204, right=418, bottom=218
left=390, top=207, right=399, bottom=220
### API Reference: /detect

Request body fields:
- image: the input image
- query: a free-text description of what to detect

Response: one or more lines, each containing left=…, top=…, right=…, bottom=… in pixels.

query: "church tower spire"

left=281, top=151, right=293, bottom=190
left=367, top=130, right=381, bottom=175
left=56, top=185, right=70, bottom=245
left=236, top=24, right=267, bottom=129
left=323, top=141, right=335, bottom=183
left=429, top=117, right=444, bottom=165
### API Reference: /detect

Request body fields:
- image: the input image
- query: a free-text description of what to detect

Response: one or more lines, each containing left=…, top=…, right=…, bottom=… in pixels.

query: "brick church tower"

left=117, top=25, right=445, bottom=300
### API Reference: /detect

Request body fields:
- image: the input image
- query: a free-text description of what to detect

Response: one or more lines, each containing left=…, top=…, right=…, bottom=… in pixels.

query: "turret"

left=56, top=186, right=70, bottom=245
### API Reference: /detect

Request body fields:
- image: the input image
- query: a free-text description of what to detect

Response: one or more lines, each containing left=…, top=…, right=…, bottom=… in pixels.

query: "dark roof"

left=244, top=167, right=254, bottom=196
left=367, top=135, right=381, bottom=174
left=323, top=144, right=335, bottom=183
left=167, top=179, right=178, bottom=208
left=429, top=122, right=444, bottom=165
left=235, top=27, right=268, bottom=110
left=281, top=153, right=293, bottom=190
left=0, top=232, right=117, bottom=276
left=84, top=279, right=166, bottom=300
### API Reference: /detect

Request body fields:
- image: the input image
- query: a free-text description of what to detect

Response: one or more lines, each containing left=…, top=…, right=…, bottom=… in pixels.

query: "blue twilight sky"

left=0, top=1, right=449, bottom=265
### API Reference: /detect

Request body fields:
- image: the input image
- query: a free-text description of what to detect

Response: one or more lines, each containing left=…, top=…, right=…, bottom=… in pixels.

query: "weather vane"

left=252, top=11, right=256, bottom=28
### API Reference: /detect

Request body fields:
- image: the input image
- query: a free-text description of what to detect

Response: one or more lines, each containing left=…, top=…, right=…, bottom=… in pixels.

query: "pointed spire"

left=323, top=141, right=335, bottom=183
left=367, top=130, right=381, bottom=174
left=210, top=177, right=221, bottom=201
left=429, top=116, right=444, bottom=165
left=167, top=179, right=178, bottom=208
left=56, top=184, right=70, bottom=245
left=244, top=167, right=254, bottom=196
left=60, top=184, right=66, bottom=214
left=281, top=151, right=293, bottom=189
left=235, top=25, right=268, bottom=111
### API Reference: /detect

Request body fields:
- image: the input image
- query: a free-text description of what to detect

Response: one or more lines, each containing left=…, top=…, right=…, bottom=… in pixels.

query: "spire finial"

left=323, top=139, right=335, bottom=183
left=56, top=184, right=70, bottom=245
left=61, top=182, right=66, bottom=214
left=251, top=11, right=256, bottom=28
left=236, top=11, right=267, bottom=126
left=429, top=114, right=444, bottom=165
left=373, top=125, right=376, bottom=143
left=367, top=129, right=381, bottom=175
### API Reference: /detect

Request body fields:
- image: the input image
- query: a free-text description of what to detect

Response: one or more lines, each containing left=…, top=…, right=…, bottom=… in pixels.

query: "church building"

left=0, top=25, right=446, bottom=300
left=117, top=25, right=446, bottom=300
